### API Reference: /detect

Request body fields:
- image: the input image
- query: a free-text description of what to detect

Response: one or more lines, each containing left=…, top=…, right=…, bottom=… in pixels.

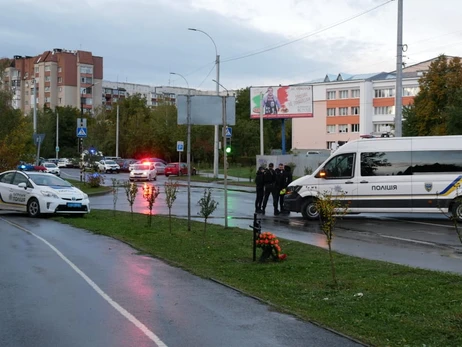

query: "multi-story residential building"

left=1, top=49, right=103, bottom=114
left=291, top=58, right=441, bottom=150
left=101, top=81, right=232, bottom=110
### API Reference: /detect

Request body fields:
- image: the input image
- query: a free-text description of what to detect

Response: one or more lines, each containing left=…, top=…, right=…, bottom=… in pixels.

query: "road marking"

left=378, top=234, right=436, bottom=246
left=383, top=217, right=454, bottom=229
left=2, top=218, right=168, bottom=347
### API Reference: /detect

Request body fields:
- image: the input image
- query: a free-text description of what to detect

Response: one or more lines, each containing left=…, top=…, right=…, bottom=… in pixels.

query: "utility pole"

left=394, top=0, right=403, bottom=137
left=33, top=79, right=37, bottom=134
left=260, top=92, right=264, bottom=155
left=116, top=105, right=119, bottom=157
left=214, top=54, right=220, bottom=178
left=56, top=112, right=59, bottom=160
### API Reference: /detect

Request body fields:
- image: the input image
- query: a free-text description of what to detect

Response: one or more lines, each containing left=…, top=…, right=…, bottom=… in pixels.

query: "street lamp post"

left=188, top=28, right=220, bottom=179
left=170, top=72, right=192, bottom=231
left=212, top=79, right=229, bottom=228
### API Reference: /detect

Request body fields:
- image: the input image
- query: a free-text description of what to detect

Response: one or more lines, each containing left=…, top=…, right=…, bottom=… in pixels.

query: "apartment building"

left=2, top=49, right=103, bottom=114
left=101, top=81, right=232, bottom=110
left=290, top=58, right=446, bottom=150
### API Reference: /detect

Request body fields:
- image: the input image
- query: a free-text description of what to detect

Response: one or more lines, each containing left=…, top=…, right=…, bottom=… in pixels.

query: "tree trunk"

left=327, top=240, right=337, bottom=287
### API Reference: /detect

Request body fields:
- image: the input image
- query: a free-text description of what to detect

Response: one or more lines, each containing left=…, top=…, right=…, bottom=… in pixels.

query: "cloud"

left=1, top=0, right=461, bottom=91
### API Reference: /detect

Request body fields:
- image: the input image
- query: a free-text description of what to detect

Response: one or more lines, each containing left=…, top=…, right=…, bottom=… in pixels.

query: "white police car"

left=0, top=170, right=90, bottom=217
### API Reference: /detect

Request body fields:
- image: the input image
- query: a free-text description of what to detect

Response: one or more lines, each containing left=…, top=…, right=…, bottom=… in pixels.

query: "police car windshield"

left=29, top=174, right=72, bottom=187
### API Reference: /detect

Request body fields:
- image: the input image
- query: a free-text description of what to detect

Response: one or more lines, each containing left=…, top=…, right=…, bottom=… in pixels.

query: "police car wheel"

left=27, top=198, right=40, bottom=218
left=451, top=200, right=462, bottom=222
left=301, top=199, right=319, bottom=220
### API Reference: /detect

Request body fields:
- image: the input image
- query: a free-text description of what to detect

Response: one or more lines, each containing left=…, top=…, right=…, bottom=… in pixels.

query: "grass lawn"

left=66, top=179, right=113, bottom=195
left=55, top=210, right=462, bottom=347
left=171, top=175, right=255, bottom=188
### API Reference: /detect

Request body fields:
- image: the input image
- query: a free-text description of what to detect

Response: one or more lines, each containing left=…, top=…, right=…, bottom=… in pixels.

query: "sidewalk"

left=175, top=173, right=256, bottom=193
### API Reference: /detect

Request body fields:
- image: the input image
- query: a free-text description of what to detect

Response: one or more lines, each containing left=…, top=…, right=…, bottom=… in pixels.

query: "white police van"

left=284, top=135, right=462, bottom=221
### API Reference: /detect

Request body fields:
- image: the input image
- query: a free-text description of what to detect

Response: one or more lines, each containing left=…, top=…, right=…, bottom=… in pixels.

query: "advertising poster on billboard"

left=250, top=85, right=313, bottom=119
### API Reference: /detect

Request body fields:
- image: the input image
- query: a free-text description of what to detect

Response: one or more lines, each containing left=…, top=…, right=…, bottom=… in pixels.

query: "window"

left=327, top=141, right=336, bottom=150
left=351, top=89, right=360, bottom=98
left=58, top=77, right=62, bottom=83
left=45, top=97, right=51, bottom=102
left=80, top=66, right=93, bottom=74
left=81, top=77, right=93, bottom=84
left=26, top=91, right=29, bottom=96
left=338, top=124, right=348, bottom=133
left=351, top=124, right=360, bottom=133
left=34, top=67, right=39, bottom=73
left=373, top=123, right=393, bottom=133
left=327, top=91, right=336, bottom=100
left=45, top=76, right=51, bottom=82
left=58, top=67, right=62, bottom=73
left=44, top=86, right=50, bottom=92
left=24, top=72, right=28, bottom=78
left=322, top=153, right=355, bottom=178
left=374, top=88, right=395, bottom=98
left=59, top=87, right=62, bottom=92
left=45, top=65, right=51, bottom=72
left=361, top=151, right=412, bottom=176
left=403, top=87, right=419, bottom=96
left=59, top=98, right=62, bottom=104
left=339, top=107, right=348, bottom=116
left=25, top=101, right=29, bottom=105
left=412, top=151, right=462, bottom=174
left=374, top=106, right=395, bottom=115
left=327, top=108, right=336, bottom=116
left=327, top=125, right=336, bottom=133
left=339, top=90, right=348, bottom=99
left=351, top=106, right=360, bottom=115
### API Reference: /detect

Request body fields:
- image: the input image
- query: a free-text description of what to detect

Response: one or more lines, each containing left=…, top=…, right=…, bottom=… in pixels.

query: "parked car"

left=42, top=162, right=61, bottom=176
left=97, top=160, right=120, bottom=173
left=118, top=158, right=137, bottom=172
left=129, top=163, right=157, bottom=181
left=164, top=162, right=188, bottom=177
left=153, top=162, right=166, bottom=175
left=0, top=170, right=90, bottom=217
left=57, top=158, right=70, bottom=168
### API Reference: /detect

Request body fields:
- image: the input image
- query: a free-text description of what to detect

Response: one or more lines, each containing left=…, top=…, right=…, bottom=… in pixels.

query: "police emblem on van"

left=424, top=183, right=432, bottom=192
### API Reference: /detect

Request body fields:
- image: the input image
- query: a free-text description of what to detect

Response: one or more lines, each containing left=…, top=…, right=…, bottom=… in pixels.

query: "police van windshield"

left=321, top=153, right=355, bottom=178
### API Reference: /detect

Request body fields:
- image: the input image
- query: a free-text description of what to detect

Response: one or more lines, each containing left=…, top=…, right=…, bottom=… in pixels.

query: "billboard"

left=177, top=95, right=236, bottom=125
left=250, top=85, right=313, bottom=119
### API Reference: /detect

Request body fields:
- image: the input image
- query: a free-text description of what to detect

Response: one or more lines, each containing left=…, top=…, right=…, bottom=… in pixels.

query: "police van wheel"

left=27, top=198, right=41, bottom=218
left=451, top=200, right=462, bottom=222
left=301, top=199, right=319, bottom=220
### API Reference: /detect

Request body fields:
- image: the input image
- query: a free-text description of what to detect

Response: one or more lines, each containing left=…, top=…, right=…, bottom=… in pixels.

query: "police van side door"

left=357, top=148, right=412, bottom=211
left=316, top=152, right=358, bottom=208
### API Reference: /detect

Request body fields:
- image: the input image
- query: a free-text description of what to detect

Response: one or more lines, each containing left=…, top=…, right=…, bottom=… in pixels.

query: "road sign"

left=33, top=133, right=46, bottom=146
left=225, top=126, right=232, bottom=138
left=76, top=118, right=87, bottom=138
left=177, top=141, right=184, bottom=152
left=56, top=146, right=60, bottom=152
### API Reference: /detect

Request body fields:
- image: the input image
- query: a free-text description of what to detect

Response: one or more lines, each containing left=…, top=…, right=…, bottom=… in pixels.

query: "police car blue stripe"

left=439, top=175, right=462, bottom=195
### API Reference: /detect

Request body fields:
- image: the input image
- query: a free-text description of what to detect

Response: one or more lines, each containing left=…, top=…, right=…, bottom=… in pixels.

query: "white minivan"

left=284, top=135, right=462, bottom=221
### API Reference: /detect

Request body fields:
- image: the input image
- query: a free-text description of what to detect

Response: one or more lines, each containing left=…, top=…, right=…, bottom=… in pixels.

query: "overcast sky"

left=2, top=0, right=462, bottom=91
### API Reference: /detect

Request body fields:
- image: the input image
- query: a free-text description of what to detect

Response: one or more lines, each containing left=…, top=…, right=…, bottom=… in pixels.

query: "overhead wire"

left=221, top=0, right=395, bottom=63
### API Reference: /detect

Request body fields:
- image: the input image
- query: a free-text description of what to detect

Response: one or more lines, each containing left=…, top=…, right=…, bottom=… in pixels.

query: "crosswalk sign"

left=77, top=127, right=87, bottom=137
left=225, top=126, right=232, bottom=138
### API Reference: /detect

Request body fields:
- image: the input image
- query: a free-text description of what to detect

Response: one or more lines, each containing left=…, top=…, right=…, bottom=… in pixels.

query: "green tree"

left=404, top=55, right=462, bottom=136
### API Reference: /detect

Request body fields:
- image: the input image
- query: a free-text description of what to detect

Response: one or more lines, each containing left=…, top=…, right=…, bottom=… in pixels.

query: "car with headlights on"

left=0, top=170, right=90, bottom=217
left=129, top=163, right=157, bottom=181
left=98, top=160, right=120, bottom=173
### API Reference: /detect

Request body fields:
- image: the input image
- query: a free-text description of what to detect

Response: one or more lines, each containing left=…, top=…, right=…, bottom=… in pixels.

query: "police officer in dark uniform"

left=261, top=163, right=275, bottom=215
left=281, top=165, right=293, bottom=214
left=273, top=163, right=285, bottom=215
left=255, top=166, right=265, bottom=213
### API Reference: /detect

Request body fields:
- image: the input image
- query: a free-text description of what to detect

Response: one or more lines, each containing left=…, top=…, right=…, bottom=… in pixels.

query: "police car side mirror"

left=18, top=182, right=27, bottom=189
left=315, top=169, right=327, bottom=179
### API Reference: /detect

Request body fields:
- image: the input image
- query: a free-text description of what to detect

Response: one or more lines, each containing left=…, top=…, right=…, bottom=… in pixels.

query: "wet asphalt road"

left=60, top=169, right=462, bottom=275
left=0, top=215, right=362, bottom=347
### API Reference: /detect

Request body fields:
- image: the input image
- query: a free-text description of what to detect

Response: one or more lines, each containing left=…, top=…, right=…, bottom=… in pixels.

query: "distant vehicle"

left=104, top=156, right=121, bottom=161
left=46, top=158, right=59, bottom=165
left=129, top=163, right=157, bottom=182
left=57, top=158, right=70, bottom=168
left=153, top=162, right=166, bottom=175
left=164, top=162, right=196, bottom=177
left=97, top=160, right=120, bottom=173
left=0, top=170, right=90, bottom=217
left=42, top=162, right=61, bottom=176
left=117, top=158, right=137, bottom=172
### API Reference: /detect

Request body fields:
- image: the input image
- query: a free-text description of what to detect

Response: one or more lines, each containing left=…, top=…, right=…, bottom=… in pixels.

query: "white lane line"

left=384, top=217, right=454, bottom=229
left=379, top=234, right=436, bottom=246
left=2, top=218, right=167, bottom=347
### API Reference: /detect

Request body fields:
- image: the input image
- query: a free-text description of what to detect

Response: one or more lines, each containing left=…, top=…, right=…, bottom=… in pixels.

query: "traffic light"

left=225, top=137, right=232, bottom=154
